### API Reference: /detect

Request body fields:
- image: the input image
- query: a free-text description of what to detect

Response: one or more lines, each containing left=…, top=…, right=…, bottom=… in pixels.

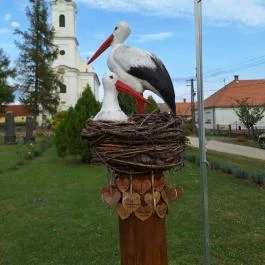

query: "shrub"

left=233, top=168, right=249, bottom=179
left=55, top=85, right=100, bottom=162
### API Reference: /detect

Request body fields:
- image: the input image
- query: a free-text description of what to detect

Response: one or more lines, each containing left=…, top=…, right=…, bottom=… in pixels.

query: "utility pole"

left=194, top=1, right=210, bottom=265
left=187, top=78, right=196, bottom=132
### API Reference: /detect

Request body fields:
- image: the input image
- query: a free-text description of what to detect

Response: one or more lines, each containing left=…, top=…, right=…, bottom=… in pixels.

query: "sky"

left=1, top=0, right=265, bottom=103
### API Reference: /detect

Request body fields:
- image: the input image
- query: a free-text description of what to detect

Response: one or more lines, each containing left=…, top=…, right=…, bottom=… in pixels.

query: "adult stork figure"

left=94, top=72, right=149, bottom=121
left=87, top=21, right=176, bottom=114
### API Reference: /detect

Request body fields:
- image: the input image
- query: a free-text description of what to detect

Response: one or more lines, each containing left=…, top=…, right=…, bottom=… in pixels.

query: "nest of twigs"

left=81, top=111, right=185, bottom=174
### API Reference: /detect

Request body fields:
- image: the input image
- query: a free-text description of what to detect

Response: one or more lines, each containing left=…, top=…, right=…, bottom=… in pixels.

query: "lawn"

left=0, top=145, right=264, bottom=265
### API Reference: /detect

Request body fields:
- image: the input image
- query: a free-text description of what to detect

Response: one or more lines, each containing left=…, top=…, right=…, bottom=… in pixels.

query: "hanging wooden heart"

left=156, top=202, right=168, bottom=219
left=132, top=178, right=151, bottom=194
left=101, top=188, right=121, bottom=207
left=122, top=192, right=141, bottom=214
left=161, top=190, right=169, bottom=205
left=117, top=203, right=131, bottom=220
left=134, top=204, right=154, bottom=221
left=154, top=175, right=165, bottom=192
left=164, top=186, right=178, bottom=202
left=116, top=176, right=130, bottom=193
left=144, top=192, right=161, bottom=206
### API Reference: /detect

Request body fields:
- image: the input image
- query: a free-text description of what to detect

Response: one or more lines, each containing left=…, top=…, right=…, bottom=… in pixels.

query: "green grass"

left=0, top=146, right=265, bottom=265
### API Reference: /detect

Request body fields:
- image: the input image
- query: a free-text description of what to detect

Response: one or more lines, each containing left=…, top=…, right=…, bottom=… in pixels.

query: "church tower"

left=50, top=0, right=99, bottom=111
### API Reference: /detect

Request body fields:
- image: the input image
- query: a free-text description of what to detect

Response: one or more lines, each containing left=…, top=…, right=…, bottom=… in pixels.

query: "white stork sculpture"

left=88, top=21, right=176, bottom=114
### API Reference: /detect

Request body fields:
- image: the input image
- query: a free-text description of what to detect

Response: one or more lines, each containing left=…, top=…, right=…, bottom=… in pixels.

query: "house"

left=0, top=105, right=32, bottom=124
left=175, top=99, right=193, bottom=119
left=50, top=0, right=100, bottom=112
left=198, top=75, right=265, bottom=130
left=159, top=99, right=193, bottom=119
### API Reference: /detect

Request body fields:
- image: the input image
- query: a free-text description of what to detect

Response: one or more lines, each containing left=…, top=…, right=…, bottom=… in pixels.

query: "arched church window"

left=59, top=15, right=65, bottom=27
left=60, top=84, right=67, bottom=93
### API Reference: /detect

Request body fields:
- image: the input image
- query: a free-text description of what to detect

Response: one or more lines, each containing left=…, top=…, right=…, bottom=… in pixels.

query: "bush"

left=233, top=169, right=249, bottom=179
left=55, top=85, right=100, bottom=162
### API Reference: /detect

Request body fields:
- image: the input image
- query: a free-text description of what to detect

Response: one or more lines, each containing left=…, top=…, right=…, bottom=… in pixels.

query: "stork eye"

left=114, top=26, right=118, bottom=30
left=109, top=75, right=114, bottom=79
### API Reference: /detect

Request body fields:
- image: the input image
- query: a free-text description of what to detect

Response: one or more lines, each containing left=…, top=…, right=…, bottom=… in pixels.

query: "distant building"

left=175, top=99, right=192, bottom=119
left=159, top=99, right=193, bottom=119
left=51, top=0, right=100, bottom=112
left=196, top=75, right=265, bottom=130
left=0, top=105, right=31, bottom=124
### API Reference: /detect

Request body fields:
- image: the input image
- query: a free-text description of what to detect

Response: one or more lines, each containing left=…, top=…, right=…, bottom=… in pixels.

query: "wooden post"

left=119, top=215, right=168, bottom=265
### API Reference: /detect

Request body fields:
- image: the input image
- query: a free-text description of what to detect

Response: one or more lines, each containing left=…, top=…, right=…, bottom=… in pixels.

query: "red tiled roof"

left=176, top=102, right=192, bottom=117
left=204, top=79, right=265, bottom=108
left=0, top=105, right=32, bottom=117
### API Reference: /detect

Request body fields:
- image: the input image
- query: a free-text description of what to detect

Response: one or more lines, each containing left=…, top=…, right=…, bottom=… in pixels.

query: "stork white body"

left=93, top=72, right=128, bottom=122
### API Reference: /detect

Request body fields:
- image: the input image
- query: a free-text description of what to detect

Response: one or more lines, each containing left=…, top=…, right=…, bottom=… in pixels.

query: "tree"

left=144, top=95, right=158, bottom=114
left=55, top=85, right=100, bottom=162
left=0, top=49, right=16, bottom=113
left=15, top=0, right=60, bottom=118
left=234, top=98, right=265, bottom=137
left=118, top=92, right=137, bottom=115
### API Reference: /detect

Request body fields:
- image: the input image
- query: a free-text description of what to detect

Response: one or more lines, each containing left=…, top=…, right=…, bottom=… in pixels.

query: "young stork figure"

left=88, top=21, right=176, bottom=114
left=94, top=72, right=149, bottom=121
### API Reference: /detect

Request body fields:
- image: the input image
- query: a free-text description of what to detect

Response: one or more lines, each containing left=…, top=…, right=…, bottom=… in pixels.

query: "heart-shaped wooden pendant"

left=134, top=204, right=153, bottom=221
left=175, top=186, right=184, bottom=198
left=161, top=190, right=169, bottom=205
left=156, top=202, right=168, bottom=219
left=122, top=192, right=141, bottom=214
left=132, top=178, right=151, bottom=194
left=154, top=175, right=165, bottom=192
left=117, top=203, right=131, bottom=220
left=144, top=192, right=161, bottom=206
left=116, top=176, right=130, bottom=193
left=164, top=186, right=178, bottom=202
left=101, top=188, right=121, bottom=207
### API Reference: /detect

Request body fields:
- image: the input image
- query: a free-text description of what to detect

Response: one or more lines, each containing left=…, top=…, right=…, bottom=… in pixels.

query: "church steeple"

left=51, top=0, right=77, bottom=40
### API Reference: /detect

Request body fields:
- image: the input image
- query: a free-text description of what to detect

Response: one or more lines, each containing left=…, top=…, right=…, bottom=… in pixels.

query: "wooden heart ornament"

left=134, top=204, right=153, bottom=221
left=132, top=178, right=151, bottom=194
left=122, top=192, right=141, bottom=214
left=101, top=188, right=121, bottom=207
left=144, top=192, right=161, bottom=206
left=116, top=176, right=130, bottom=193
left=154, top=175, right=165, bottom=192
left=117, top=203, right=131, bottom=220
left=156, top=202, right=168, bottom=219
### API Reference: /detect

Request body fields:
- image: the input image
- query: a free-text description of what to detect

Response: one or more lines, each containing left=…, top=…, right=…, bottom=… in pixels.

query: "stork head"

left=112, top=21, right=131, bottom=46
left=87, top=21, right=131, bottom=64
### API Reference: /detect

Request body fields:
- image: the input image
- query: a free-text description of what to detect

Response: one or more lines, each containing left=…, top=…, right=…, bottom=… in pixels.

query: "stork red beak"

left=87, top=34, right=114, bottom=64
left=115, top=80, right=150, bottom=105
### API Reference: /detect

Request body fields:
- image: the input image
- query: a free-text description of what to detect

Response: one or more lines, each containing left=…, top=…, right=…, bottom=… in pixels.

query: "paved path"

left=188, top=136, right=265, bottom=161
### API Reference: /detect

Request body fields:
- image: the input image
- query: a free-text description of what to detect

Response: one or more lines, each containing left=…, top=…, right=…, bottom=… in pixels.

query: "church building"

left=51, top=0, right=100, bottom=111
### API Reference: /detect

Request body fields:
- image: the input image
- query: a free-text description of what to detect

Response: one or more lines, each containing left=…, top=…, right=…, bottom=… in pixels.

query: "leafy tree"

left=55, top=85, right=100, bottom=162
left=234, top=98, right=265, bottom=137
left=15, top=0, right=60, bottom=118
left=0, top=49, right=16, bottom=112
left=118, top=92, right=137, bottom=115
left=144, top=95, right=158, bottom=114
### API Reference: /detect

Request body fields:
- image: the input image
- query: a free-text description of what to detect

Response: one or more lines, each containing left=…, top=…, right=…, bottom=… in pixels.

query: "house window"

left=60, top=84, right=67, bottom=93
left=59, top=15, right=65, bottom=27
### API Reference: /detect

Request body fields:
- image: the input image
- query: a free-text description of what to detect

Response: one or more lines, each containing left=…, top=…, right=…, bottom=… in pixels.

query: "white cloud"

left=10, top=21, right=20, bottom=28
left=76, top=0, right=265, bottom=27
left=136, top=32, right=175, bottom=43
left=4, top=13, right=12, bottom=21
